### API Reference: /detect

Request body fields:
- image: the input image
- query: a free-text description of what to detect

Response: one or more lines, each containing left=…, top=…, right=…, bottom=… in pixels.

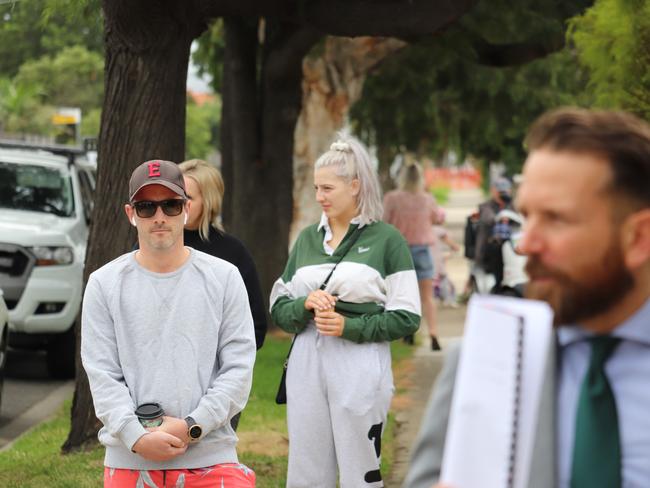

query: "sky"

left=187, top=42, right=213, bottom=93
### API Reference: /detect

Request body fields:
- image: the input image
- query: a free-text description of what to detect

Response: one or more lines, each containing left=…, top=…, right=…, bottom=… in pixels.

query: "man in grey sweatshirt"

left=81, top=160, right=257, bottom=487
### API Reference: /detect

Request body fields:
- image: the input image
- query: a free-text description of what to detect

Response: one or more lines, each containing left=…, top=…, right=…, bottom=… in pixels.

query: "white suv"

left=0, top=141, right=96, bottom=378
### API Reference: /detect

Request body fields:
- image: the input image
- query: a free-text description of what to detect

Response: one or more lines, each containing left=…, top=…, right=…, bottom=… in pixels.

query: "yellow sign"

left=52, top=114, right=78, bottom=125
left=52, top=107, right=81, bottom=126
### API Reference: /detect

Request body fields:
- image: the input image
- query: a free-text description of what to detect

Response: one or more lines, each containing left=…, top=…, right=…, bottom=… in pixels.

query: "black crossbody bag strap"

left=319, top=225, right=365, bottom=291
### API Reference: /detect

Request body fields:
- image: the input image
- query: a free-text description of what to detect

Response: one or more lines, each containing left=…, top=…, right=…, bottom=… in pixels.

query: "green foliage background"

left=0, top=0, right=218, bottom=160
left=3, top=0, right=650, bottom=169
left=351, top=0, right=597, bottom=176
left=0, top=0, right=103, bottom=78
left=570, top=0, right=650, bottom=118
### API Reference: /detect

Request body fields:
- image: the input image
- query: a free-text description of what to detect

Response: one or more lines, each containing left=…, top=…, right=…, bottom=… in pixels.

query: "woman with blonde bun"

left=270, top=136, right=421, bottom=487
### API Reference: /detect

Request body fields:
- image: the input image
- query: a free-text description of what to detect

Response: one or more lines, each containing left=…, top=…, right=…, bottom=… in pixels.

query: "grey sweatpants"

left=285, top=323, right=394, bottom=488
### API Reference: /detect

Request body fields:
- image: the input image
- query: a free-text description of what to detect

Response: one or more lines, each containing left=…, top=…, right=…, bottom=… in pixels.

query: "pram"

left=488, top=209, right=527, bottom=297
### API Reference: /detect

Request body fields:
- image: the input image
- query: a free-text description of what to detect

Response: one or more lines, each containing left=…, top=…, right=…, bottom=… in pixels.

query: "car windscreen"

left=0, top=161, right=74, bottom=217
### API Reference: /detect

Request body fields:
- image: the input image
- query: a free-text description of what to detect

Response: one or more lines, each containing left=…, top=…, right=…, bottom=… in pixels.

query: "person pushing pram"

left=485, top=208, right=527, bottom=296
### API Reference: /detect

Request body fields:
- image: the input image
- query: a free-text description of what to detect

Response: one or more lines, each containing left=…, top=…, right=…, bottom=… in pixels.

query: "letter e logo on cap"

left=148, top=162, right=161, bottom=178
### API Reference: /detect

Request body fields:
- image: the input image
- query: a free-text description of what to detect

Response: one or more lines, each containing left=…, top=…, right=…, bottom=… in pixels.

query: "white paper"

left=440, top=295, right=553, bottom=488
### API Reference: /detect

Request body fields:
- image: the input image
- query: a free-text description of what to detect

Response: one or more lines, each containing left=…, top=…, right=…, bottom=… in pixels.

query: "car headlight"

left=28, top=246, right=75, bottom=266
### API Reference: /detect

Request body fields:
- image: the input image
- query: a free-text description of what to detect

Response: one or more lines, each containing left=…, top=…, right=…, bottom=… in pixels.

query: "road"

left=0, top=348, right=73, bottom=450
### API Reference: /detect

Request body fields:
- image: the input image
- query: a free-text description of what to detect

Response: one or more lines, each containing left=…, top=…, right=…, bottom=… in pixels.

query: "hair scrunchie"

left=330, top=141, right=351, bottom=153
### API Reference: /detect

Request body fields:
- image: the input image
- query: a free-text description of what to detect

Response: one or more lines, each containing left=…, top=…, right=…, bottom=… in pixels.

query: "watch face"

left=189, top=424, right=202, bottom=440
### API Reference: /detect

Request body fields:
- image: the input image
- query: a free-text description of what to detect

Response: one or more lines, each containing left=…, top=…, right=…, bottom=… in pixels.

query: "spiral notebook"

left=440, top=295, right=553, bottom=488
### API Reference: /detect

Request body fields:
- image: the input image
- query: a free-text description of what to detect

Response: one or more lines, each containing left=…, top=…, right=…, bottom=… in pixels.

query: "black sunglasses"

left=132, top=199, right=185, bottom=218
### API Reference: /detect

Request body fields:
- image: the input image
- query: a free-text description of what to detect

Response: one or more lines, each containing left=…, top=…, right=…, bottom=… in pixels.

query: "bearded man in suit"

left=404, top=107, right=650, bottom=488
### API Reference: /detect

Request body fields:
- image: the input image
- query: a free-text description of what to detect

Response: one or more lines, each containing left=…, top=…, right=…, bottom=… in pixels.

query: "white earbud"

left=130, top=216, right=136, bottom=227
left=183, top=213, right=188, bottom=225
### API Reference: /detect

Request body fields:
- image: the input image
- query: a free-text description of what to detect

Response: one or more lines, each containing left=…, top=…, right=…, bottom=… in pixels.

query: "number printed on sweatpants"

left=364, top=422, right=383, bottom=483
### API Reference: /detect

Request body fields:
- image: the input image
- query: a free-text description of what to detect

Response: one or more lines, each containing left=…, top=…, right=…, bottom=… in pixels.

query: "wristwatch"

left=185, top=416, right=203, bottom=442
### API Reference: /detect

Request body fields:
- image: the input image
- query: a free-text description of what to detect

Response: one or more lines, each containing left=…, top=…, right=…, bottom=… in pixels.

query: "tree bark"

left=220, top=17, right=260, bottom=231
left=221, top=19, right=320, bottom=307
left=63, top=1, right=202, bottom=452
left=291, top=36, right=406, bottom=241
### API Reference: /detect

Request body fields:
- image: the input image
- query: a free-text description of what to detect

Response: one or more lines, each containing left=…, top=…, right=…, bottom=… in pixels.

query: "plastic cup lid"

left=135, top=402, right=164, bottom=419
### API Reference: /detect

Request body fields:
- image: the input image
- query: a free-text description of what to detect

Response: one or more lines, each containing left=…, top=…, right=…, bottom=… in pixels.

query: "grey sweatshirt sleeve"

left=187, top=266, right=256, bottom=434
left=81, top=274, right=147, bottom=451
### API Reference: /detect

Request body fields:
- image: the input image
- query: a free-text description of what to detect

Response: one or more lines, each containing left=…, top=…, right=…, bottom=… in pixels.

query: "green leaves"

left=0, top=0, right=103, bottom=77
left=193, top=19, right=226, bottom=94
left=0, top=77, right=52, bottom=135
left=352, top=44, right=589, bottom=173
left=570, top=0, right=650, bottom=119
left=0, top=0, right=104, bottom=138
left=350, top=0, right=594, bottom=173
left=15, top=46, right=104, bottom=113
left=185, top=95, right=221, bottom=161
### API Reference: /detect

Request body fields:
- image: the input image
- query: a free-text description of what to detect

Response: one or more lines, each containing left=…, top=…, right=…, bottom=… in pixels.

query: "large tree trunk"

left=291, top=37, right=406, bottom=241
left=220, top=17, right=260, bottom=233
left=63, top=1, right=203, bottom=452
left=221, top=18, right=319, bottom=308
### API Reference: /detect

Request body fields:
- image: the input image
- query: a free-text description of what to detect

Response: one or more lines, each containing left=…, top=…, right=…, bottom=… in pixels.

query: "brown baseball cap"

left=129, top=160, right=187, bottom=201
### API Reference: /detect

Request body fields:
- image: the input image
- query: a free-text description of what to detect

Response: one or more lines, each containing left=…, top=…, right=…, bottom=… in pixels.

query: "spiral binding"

left=506, top=316, right=525, bottom=488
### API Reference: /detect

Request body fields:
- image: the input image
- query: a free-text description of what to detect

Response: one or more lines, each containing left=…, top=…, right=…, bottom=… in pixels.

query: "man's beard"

left=524, top=239, right=634, bottom=326
left=146, top=225, right=177, bottom=250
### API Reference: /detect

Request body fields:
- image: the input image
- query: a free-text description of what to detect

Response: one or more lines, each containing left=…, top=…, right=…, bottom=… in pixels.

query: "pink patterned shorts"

left=104, top=463, right=256, bottom=487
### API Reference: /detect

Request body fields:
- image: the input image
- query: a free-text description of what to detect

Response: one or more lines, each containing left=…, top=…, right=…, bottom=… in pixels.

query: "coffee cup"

left=135, top=403, right=164, bottom=428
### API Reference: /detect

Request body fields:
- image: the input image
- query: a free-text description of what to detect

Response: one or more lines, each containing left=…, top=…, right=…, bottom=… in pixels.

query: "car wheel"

left=0, top=324, right=8, bottom=409
left=46, top=326, right=76, bottom=379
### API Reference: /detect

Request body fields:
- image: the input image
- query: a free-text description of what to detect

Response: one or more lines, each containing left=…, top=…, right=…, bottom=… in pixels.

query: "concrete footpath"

left=386, top=188, right=481, bottom=487
left=387, top=305, right=466, bottom=487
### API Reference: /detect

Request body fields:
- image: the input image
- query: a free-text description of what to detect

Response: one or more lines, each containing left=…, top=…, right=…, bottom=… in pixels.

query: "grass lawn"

left=430, top=185, right=451, bottom=205
left=0, top=334, right=414, bottom=487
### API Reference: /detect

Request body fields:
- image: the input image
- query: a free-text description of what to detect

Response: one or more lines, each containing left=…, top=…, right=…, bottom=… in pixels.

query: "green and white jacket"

left=270, top=215, right=421, bottom=343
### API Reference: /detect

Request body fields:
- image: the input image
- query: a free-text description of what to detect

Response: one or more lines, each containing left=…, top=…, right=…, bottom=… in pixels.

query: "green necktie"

left=570, top=335, right=622, bottom=488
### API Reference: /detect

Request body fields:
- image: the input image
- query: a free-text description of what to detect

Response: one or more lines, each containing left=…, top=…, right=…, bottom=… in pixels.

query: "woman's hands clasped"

left=304, top=289, right=337, bottom=312
left=315, top=309, right=345, bottom=336
left=304, top=289, right=345, bottom=336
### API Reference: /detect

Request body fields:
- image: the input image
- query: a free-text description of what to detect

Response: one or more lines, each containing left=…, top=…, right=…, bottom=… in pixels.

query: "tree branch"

left=298, top=0, right=479, bottom=37
left=473, top=34, right=566, bottom=67
left=468, top=0, right=593, bottom=67
left=196, top=0, right=479, bottom=38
